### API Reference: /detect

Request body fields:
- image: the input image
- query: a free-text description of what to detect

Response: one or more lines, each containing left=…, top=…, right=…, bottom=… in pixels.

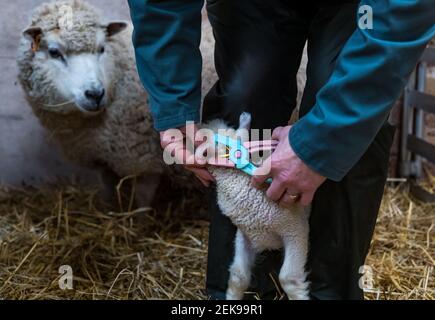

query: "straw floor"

left=0, top=177, right=433, bottom=300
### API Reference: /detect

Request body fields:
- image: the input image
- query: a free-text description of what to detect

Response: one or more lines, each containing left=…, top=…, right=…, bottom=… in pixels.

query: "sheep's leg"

left=226, top=229, right=256, bottom=300
left=279, top=235, right=310, bottom=300
left=134, top=173, right=161, bottom=208
left=99, top=167, right=120, bottom=207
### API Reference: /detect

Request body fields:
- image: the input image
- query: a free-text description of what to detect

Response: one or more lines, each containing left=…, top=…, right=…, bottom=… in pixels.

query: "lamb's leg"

left=134, top=173, right=161, bottom=208
left=226, top=229, right=256, bottom=300
left=279, top=235, right=310, bottom=300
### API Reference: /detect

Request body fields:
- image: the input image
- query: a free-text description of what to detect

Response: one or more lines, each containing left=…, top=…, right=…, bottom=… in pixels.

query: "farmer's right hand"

left=160, top=123, right=215, bottom=187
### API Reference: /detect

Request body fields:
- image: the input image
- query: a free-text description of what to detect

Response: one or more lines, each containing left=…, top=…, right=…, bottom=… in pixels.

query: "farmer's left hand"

left=251, top=126, right=326, bottom=207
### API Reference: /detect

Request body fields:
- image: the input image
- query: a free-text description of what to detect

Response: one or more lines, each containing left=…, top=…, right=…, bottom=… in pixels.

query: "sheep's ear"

left=23, top=27, right=43, bottom=52
left=105, top=21, right=128, bottom=37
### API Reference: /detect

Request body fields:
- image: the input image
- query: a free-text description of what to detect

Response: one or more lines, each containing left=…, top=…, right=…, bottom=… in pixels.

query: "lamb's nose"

left=85, top=88, right=105, bottom=106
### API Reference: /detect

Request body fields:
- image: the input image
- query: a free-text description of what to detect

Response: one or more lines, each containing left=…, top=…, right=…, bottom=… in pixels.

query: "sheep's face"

left=22, top=22, right=127, bottom=116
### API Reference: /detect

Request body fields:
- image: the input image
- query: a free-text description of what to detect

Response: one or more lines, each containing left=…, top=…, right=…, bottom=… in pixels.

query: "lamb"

left=202, top=113, right=311, bottom=300
left=16, top=0, right=216, bottom=206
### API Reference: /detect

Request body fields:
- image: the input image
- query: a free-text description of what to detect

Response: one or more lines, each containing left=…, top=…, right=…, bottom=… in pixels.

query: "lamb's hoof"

left=226, top=290, right=244, bottom=300
left=286, top=291, right=310, bottom=300
left=280, top=278, right=310, bottom=300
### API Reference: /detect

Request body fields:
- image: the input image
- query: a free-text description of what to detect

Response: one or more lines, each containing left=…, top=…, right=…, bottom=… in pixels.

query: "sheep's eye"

left=99, top=46, right=105, bottom=54
left=48, top=48, right=64, bottom=60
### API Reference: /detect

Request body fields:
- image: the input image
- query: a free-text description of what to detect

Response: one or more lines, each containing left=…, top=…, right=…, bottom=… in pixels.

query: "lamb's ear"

left=105, top=21, right=128, bottom=37
left=23, top=27, right=43, bottom=52
left=236, top=112, right=251, bottom=142
left=238, top=112, right=252, bottom=130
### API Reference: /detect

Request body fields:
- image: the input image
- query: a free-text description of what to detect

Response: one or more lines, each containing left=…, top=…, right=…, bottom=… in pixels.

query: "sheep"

left=16, top=0, right=217, bottom=206
left=202, top=112, right=311, bottom=300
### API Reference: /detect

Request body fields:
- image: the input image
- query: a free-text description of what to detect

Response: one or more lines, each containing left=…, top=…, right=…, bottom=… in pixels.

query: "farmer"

left=127, top=0, right=435, bottom=299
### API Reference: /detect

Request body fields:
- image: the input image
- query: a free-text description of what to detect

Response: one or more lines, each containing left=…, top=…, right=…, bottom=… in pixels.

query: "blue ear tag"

left=214, top=134, right=272, bottom=184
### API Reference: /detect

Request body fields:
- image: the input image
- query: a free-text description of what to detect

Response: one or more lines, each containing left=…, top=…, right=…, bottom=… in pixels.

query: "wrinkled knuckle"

left=279, top=172, right=293, bottom=184
left=273, top=178, right=285, bottom=188
left=266, top=190, right=279, bottom=201
left=300, top=183, right=313, bottom=193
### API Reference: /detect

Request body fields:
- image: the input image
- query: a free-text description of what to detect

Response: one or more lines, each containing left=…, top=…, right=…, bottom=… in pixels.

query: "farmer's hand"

left=252, top=126, right=326, bottom=207
left=160, top=123, right=215, bottom=187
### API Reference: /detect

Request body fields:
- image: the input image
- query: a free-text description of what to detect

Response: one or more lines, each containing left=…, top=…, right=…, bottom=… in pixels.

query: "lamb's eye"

left=48, top=48, right=64, bottom=60
left=99, top=46, right=105, bottom=54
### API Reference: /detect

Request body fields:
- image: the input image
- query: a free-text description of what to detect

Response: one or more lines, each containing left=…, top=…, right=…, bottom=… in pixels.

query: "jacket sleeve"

left=289, top=0, right=435, bottom=181
left=127, top=0, right=203, bottom=131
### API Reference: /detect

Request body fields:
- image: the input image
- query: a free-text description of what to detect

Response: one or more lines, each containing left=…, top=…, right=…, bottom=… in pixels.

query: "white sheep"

left=16, top=0, right=217, bottom=206
left=203, top=113, right=310, bottom=300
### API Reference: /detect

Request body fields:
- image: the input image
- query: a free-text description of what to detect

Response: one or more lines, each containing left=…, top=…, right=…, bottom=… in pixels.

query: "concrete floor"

left=0, top=1, right=131, bottom=186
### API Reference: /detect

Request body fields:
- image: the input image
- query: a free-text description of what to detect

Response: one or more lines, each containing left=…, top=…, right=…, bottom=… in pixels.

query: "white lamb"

left=203, top=113, right=310, bottom=300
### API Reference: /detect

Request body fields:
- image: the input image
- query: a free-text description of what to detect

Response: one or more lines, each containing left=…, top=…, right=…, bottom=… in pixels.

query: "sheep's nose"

left=85, top=88, right=105, bottom=106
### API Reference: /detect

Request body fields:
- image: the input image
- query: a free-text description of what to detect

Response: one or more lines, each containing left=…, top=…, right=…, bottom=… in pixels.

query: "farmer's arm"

left=289, top=0, right=435, bottom=181
left=127, top=0, right=214, bottom=186
left=254, top=0, right=435, bottom=206
left=127, top=0, right=203, bottom=131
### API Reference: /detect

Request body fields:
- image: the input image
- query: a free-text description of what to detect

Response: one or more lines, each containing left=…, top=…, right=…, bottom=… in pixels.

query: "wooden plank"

left=407, top=90, right=435, bottom=114
left=410, top=180, right=435, bottom=203
left=407, top=135, right=435, bottom=163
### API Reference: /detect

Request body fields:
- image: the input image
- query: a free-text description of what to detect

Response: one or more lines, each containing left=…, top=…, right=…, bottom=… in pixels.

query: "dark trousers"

left=202, top=0, right=396, bottom=300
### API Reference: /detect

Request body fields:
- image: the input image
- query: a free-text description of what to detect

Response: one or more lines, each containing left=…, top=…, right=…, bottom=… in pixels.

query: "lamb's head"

left=199, top=112, right=252, bottom=160
left=18, top=0, right=127, bottom=116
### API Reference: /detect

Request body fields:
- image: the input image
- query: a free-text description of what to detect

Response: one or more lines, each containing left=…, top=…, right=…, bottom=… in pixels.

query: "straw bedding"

left=0, top=178, right=433, bottom=300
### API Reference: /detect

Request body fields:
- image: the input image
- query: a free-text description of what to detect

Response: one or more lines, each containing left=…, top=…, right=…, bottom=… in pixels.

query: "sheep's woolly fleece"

left=17, top=0, right=163, bottom=177
left=26, top=0, right=102, bottom=53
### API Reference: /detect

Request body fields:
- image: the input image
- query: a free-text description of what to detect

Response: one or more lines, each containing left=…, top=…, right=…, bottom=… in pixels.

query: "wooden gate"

left=400, top=45, right=435, bottom=202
